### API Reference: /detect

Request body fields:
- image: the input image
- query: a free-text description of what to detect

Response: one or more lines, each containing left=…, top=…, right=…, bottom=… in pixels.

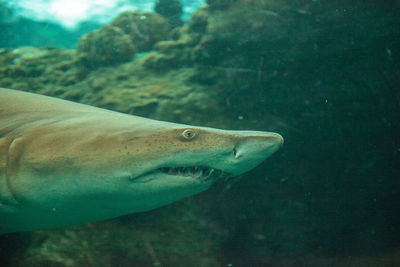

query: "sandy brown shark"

left=0, top=88, right=283, bottom=234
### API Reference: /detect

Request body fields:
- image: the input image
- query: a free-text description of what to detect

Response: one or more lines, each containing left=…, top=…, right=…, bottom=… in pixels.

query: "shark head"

left=109, top=125, right=284, bottom=211
left=130, top=127, right=283, bottom=182
left=0, top=88, right=283, bottom=233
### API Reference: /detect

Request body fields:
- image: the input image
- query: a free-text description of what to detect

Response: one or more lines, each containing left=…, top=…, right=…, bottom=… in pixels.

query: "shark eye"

left=182, top=129, right=196, bottom=139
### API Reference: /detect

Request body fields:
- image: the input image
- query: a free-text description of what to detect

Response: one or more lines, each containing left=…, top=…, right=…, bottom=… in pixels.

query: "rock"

left=186, top=6, right=210, bottom=34
left=110, top=11, right=168, bottom=52
left=140, top=6, right=209, bottom=72
left=206, top=0, right=238, bottom=10
left=76, top=25, right=137, bottom=69
left=155, top=0, right=183, bottom=29
left=75, top=11, right=169, bottom=69
left=0, top=47, right=78, bottom=93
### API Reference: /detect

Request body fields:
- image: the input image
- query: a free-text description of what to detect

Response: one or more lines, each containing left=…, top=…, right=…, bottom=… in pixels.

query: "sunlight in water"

left=7, top=0, right=141, bottom=28
left=50, top=0, right=91, bottom=21
left=5, top=0, right=204, bottom=28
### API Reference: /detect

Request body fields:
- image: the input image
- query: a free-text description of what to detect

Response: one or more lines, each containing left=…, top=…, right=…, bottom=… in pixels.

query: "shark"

left=0, top=88, right=283, bottom=234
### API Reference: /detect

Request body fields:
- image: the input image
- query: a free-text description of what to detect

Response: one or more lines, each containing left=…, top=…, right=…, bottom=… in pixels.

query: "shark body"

left=0, top=88, right=283, bottom=234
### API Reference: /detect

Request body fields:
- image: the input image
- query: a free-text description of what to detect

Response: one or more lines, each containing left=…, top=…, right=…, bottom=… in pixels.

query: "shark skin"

left=0, top=88, right=283, bottom=234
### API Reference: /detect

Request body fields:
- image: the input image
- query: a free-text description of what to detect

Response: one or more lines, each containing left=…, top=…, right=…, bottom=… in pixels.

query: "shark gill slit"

left=5, top=137, right=21, bottom=205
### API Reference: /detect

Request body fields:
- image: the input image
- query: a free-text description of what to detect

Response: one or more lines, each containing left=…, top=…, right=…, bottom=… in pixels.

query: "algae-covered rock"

left=206, top=0, right=238, bottom=10
left=7, top=199, right=221, bottom=267
left=0, top=46, right=78, bottom=93
left=155, top=0, right=183, bottom=29
left=141, top=7, right=209, bottom=72
left=0, top=45, right=216, bottom=122
left=76, top=25, right=137, bottom=68
left=186, top=6, right=210, bottom=34
left=141, top=35, right=197, bottom=71
left=74, top=10, right=168, bottom=70
left=110, top=11, right=168, bottom=52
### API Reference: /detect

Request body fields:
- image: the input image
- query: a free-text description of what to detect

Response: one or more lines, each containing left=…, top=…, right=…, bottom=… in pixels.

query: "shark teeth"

left=159, top=166, right=230, bottom=181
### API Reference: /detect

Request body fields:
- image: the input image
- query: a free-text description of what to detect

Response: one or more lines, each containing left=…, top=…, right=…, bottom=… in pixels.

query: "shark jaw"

left=121, top=129, right=283, bottom=189
left=159, top=166, right=230, bottom=181
left=0, top=88, right=283, bottom=233
left=132, top=166, right=231, bottom=184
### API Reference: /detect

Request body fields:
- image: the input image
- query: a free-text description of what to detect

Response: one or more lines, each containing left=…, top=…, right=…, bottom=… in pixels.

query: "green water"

left=0, top=0, right=399, bottom=266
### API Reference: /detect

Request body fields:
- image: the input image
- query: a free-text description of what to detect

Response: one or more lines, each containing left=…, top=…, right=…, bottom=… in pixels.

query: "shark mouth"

left=158, top=166, right=231, bottom=181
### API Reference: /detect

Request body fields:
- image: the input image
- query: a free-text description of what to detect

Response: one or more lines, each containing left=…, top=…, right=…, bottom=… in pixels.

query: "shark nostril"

left=233, top=146, right=238, bottom=158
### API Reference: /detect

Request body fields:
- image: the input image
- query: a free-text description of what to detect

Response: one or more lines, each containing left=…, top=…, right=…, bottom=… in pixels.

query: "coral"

left=76, top=25, right=137, bottom=69
left=110, top=11, right=168, bottom=52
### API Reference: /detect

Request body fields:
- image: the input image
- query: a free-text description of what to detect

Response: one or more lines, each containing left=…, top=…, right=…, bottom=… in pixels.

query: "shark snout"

left=234, top=131, right=283, bottom=158
left=226, top=131, right=283, bottom=175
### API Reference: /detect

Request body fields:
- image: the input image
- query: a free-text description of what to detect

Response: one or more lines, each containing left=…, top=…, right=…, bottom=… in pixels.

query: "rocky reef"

left=155, top=0, right=183, bottom=29
left=109, top=11, right=168, bottom=52
left=76, top=11, right=168, bottom=69
left=76, top=25, right=137, bottom=68
left=1, top=0, right=400, bottom=266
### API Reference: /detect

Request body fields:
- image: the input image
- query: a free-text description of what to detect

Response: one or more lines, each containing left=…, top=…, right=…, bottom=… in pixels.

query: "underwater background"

left=0, top=0, right=399, bottom=266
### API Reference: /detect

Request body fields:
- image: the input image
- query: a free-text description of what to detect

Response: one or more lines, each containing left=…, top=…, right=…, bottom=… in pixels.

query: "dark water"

left=0, top=0, right=399, bottom=266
